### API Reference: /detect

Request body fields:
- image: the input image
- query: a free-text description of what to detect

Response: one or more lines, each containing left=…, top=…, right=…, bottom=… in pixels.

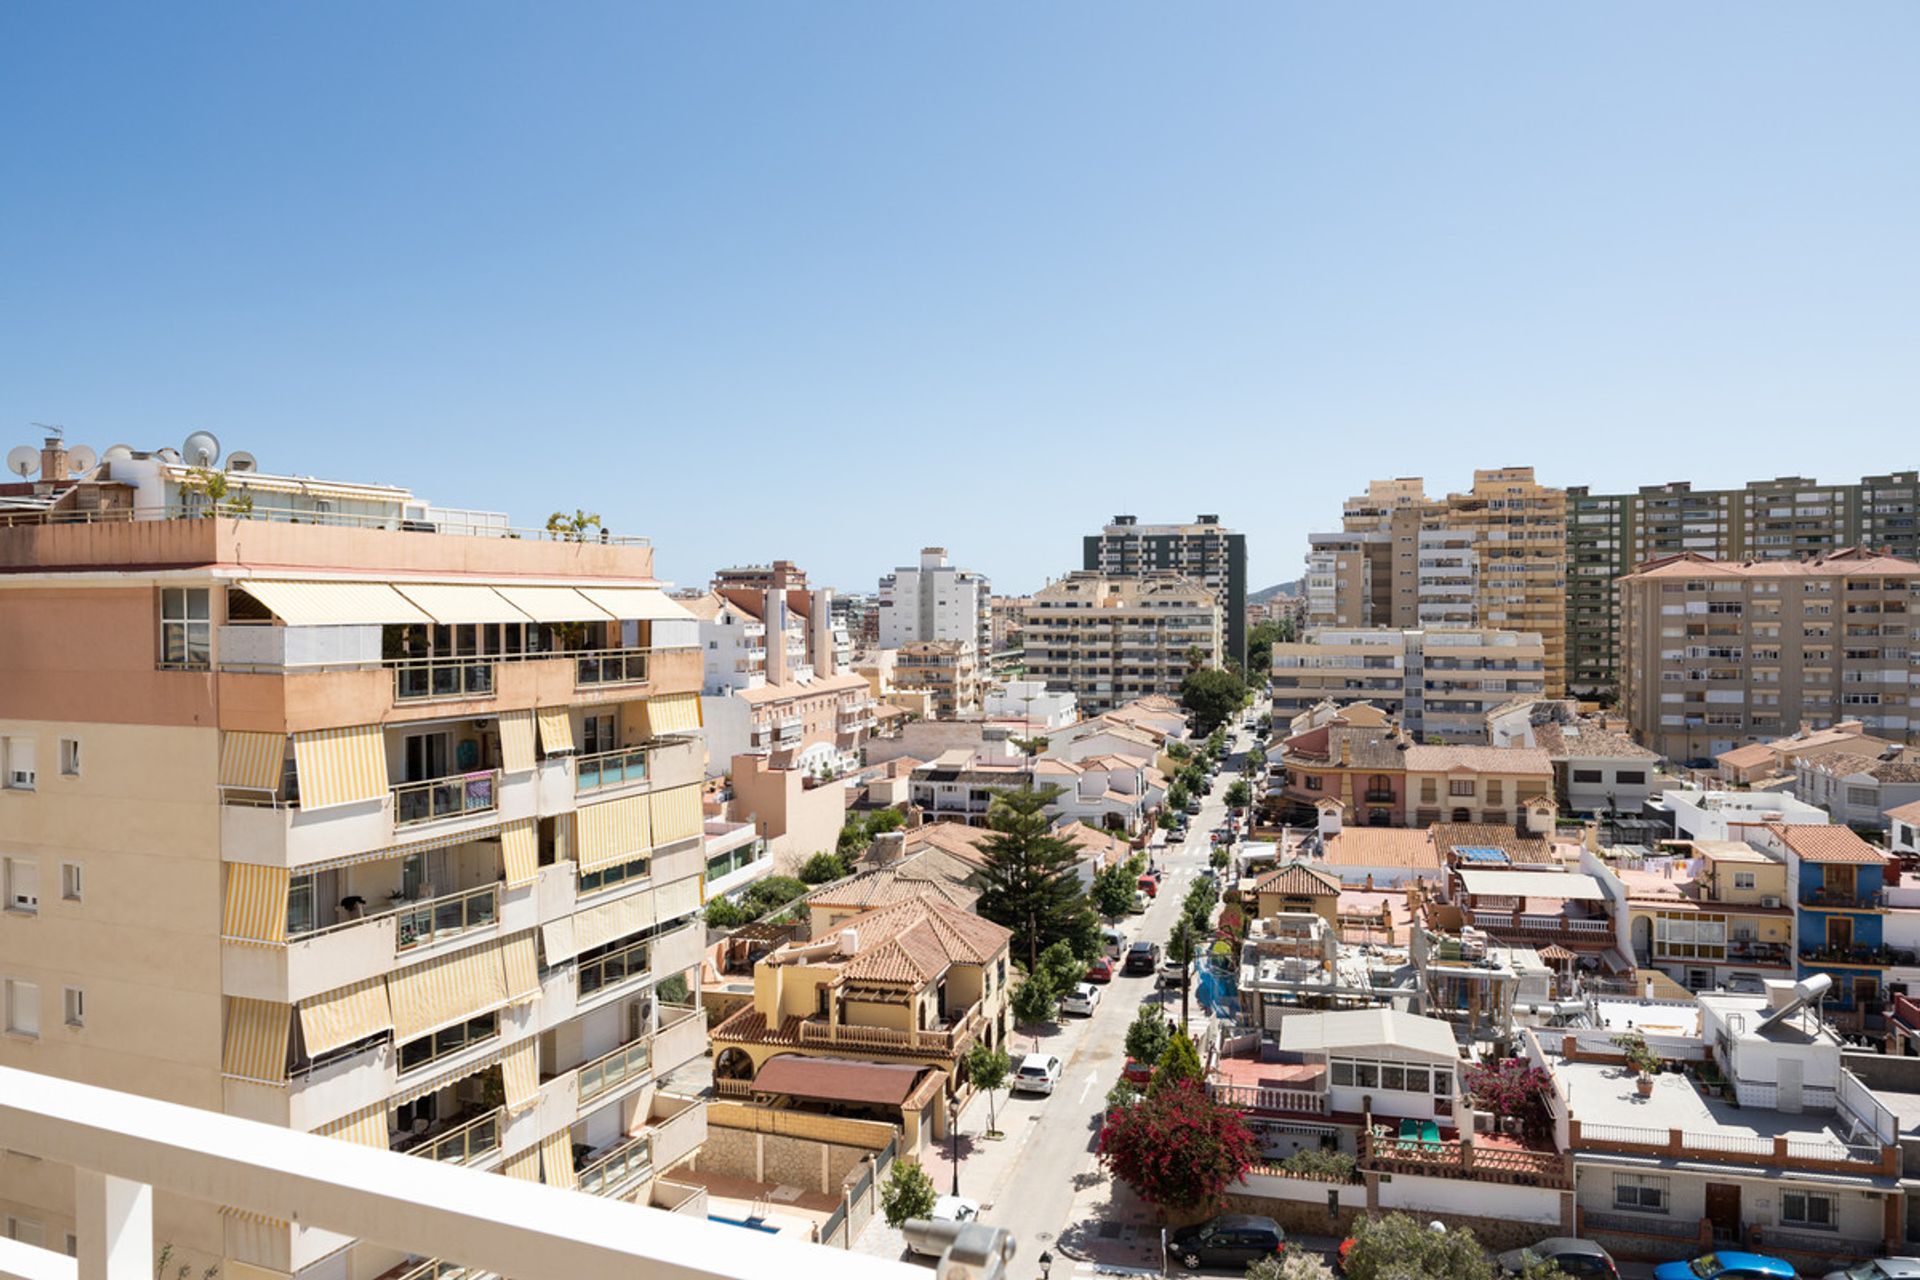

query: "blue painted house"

left=1754, top=821, right=1892, bottom=1024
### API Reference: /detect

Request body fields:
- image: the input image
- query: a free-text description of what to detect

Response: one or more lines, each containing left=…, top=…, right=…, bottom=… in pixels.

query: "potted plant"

left=1611, top=1032, right=1662, bottom=1095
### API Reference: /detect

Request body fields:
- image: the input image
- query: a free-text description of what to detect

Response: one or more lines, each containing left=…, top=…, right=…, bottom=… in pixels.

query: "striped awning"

left=298, top=978, right=394, bottom=1057
left=317, top=1103, right=389, bottom=1150
left=501, top=1040, right=539, bottom=1112
left=223, top=863, right=289, bottom=946
left=572, top=887, right=654, bottom=955
left=498, top=710, right=537, bottom=774
left=540, top=917, right=578, bottom=967
left=639, top=692, right=703, bottom=737
left=501, top=1145, right=541, bottom=1182
left=223, top=998, right=290, bottom=1084
left=220, top=731, right=285, bottom=791
left=540, top=1129, right=579, bottom=1191
left=220, top=1207, right=290, bottom=1228
left=535, top=707, right=575, bottom=756
left=393, top=583, right=534, bottom=625
left=388, top=942, right=510, bottom=1042
left=492, top=586, right=612, bottom=623
left=292, top=725, right=388, bottom=811
left=576, top=587, right=694, bottom=622
left=654, top=873, right=703, bottom=926
left=300, top=822, right=503, bottom=876
left=502, top=930, right=541, bottom=1004
left=576, top=793, right=651, bottom=874
left=500, top=818, right=538, bottom=889
left=390, top=1043, right=508, bottom=1108
left=649, top=783, right=704, bottom=847
left=238, top=581, right=431, bottom=627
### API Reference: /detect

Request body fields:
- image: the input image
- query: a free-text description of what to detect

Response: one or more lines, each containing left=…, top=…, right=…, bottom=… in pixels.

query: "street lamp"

left=948, top=1085, right=962, bottom=1197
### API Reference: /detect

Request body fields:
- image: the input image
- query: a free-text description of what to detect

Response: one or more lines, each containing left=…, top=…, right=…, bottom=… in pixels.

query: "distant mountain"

left=1248, top=579, right=1302, bottom=604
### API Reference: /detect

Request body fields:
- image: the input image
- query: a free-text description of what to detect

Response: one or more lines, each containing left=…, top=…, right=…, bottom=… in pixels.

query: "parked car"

left=1011, top=1053, right=1062, bottom=1095
left=1166, top=1214, right=1286, bottom=1270
left=1061, top=982, right=1102, bottom=1016
left=1121, top=1057, right=1155, bottom=1087
left=1497, top=1238, right=1619, bottom=1279
left=1653, top=1254, right=1799, bottom=1280
left=1099, top=926, right=1128, bottom=959
left=1137, top=874, right=1160, bottom=898
left=1824, top=1263, right=1920, bottom=1280
left=1158, top=958, right=1190, bottom=990
left=1128, top=891, right=1149, bottom=914
left=1184, top=798, right=1203, bottom=815
left=903, top=1196, right=983, bottom=1257
left=1123, top=941, right=1162, bottom=974
left=1085, top=957, right=1115, bottom=983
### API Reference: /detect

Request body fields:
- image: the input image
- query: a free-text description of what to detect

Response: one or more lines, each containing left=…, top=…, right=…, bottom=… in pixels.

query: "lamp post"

left=948, top=1085, right=961, bottom=1197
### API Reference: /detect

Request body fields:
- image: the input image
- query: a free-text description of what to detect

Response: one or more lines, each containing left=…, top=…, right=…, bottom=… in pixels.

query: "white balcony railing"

left=393, top=771, right=500, bottom=828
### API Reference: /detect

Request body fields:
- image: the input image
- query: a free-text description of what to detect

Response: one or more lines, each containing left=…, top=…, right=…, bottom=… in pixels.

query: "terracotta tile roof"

left=1530, top=723, right=1658, bottom=761
left=1887, top=799, right=1920, bottom=825
left=734, top=672, right=873, bottom=705
left=1765, top=822, right=1888, bottom=866
left=828, top=898, right=1011, bottom=983
left=803, top=865, right=976, bottom=913
left=1402, top=744, right=1554, bottom=774
left=679, top=591, right=728, bottom=621
left=1253, top=864, right=1343, bottom=896
left=1625, top=548, right=1920, bottom=578
left=1804, top=753, right=1920, bottom=784
left=750, top=1055, right=936, bottom=1107
left=1430, top=823, right=1559, bottom=866
left=1320, top=827, right=1440, bottom=872
left=1716, top=743, right=1779, bottom=770
left=711, top=1007, right=805, bottom=1045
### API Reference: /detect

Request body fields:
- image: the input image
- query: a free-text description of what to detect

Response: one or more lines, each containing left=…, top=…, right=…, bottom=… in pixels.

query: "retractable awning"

left=576, top=587, right=695, bottom=622
left=491, top=586, right=612, bottom=623
left=393, top=583, right=535, bottom=625
left=238, top=581, right=430, bottom=626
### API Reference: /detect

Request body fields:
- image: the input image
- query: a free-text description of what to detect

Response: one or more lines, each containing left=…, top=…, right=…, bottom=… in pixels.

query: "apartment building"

left=908, top=749, right=1159, bottom=836
left=0, top=448, right=713, bottom=1280
left=1715, top=720, right=1906, bottom=786
left=1566, top=472, right=1920, bottom=698
left=877, top=547, right=992, bottom=656
left=1619, top=844, right=1795, bottom=993
left=891, top=640, right=981, bottom=719
left=988, top=594, right=1031, bottom=653
left=1271, top=710, right=1553, bottom=828
left=1084, top=514, right=1247, bottom=667
left=1268, top=626, right=1546, bottom=742
left=1616, top=548, right=1920, bottom=765
left=1303, top=469, right=1568, bottom=695
left=1022, top=570, right=1222, bottom=714
left=1485, top=698, right=1663, bottom=814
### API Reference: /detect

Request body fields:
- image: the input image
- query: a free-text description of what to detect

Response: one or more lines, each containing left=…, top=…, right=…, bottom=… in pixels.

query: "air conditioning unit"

left=1761, top=895, right=1782, bottom=909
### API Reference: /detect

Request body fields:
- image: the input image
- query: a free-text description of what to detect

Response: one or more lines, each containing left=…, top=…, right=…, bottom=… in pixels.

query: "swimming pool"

left=708, top=1213, right=780, bottom=1234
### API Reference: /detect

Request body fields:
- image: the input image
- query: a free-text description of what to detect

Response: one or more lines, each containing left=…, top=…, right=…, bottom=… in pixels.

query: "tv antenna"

left=30, top=422, right=63, bottom=440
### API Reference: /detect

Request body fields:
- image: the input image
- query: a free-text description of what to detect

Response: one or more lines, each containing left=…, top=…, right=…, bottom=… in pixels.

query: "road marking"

left=1077, top=1070, right=1097, bottom=1103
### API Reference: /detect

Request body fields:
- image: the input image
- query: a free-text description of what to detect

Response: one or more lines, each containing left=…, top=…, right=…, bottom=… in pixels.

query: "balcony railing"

left=578, top=1133, right=653, bottom=1197
left=576, top=648, right=651, bottom=687
left=1358, top=1129, right=1571, bottom=1189
left=393, top=770, right=500, bottom=827
left=391, top=656, right=497, bottom=703
left=577, top=1038, right=653, bottom=1106
left=575, top=745, right=652, bottom=795
left=408, top=1108, right=503, bottom=1166
left=1208, top=1082, right=1329, bottom=1114
left=1801, top=886, right=1888, bottom=909
left=794, top=1005, right=986, bottom=1056
left=579, top=936, right=651, bottom=998
left=1568, top=1118, right=1891, bottom=1171
left=395, top=883, right=500, bottom=953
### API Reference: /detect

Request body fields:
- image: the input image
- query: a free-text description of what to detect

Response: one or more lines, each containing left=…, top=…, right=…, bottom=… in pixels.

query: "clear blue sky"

left=5, top=4, right=1917, bottom=594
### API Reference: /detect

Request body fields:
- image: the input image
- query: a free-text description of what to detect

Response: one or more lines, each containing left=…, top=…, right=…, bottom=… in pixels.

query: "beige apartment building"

left=1269, top=627, right=1546, bottom=742
left=1022, top=571, right=1222, bottom=714
left=1305, top=469, right=1568, bottom=696
left=1618, top=547, right=1920, bottom=765
left=891, top=640, right=981, bottom=719
left=0, top=446, right=712, bottom=1279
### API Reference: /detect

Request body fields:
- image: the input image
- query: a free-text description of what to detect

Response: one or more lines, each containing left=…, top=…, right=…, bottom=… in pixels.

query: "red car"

left=1084, top=957, right=1114, bottom=983
left=1121, top=1058, right=1154, bottom=1087
left=1137, top=874, right=1160, bottom=898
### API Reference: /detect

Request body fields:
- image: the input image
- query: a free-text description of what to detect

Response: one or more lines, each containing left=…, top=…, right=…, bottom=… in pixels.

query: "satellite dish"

left=101, top=444, right=134, bottom=463
left=182, top=430, right=221, bottom=468
left=226, top=451, right=258, bottom=473
left=6, top=445, right=38, bottom=479
left=66, top=445, right=98, bottom=476
left=155, top=447, right=182, bottom=463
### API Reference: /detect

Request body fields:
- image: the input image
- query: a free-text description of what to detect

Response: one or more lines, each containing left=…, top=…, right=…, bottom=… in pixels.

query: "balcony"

left=578, top=935, right=653, bottom=1000
left=398, top=1107, right=503, bottom=1166
left=575, top=648, right=651, bottom=688
left=575, top=744, right=654, bottom=796
left=394, top=883, right=500, bottom=954
left=394, top=770, right=500, bottom=828
left=1465, top=910, right=1614, bottom=942
left=1358, top=1128, right=1570, bottom=1189
left=575, top=1038, right=652, bottom=1107
left=1207, top=1081, right=1329, bottom=1115
left=1801, top=885, right=1888, bottom=910
left=392, top=656, right=497, bottom=704
left=646, top=1092, right=708, bottom=1171
left=577, top=1133, right=653, bottom=1198
left=794, top=1004, right=986, bottom=1057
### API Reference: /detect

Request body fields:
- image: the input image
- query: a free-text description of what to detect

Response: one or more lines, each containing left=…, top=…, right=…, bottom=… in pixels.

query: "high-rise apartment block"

left=1269, top=627, right=1547, bottom=742
left=877, top=547, right=992, bottom=656
left=1024, top=571, right=1222, bottom=714
left=1617, top=547, right=1920, bottom=764
left=1305, top=469, right=1568, bottom=695
left=0, top=445, right=712, bottom=1277
left=1084, top=514, right=1247, bottom=667
left=1568, top=472, right=1920, bottom=697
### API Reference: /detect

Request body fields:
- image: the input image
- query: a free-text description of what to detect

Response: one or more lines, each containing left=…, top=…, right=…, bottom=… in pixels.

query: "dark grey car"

left=1167, top=1214, right=1285, bottom=1270
left=1496, top=1238, right=1619, bottom=1279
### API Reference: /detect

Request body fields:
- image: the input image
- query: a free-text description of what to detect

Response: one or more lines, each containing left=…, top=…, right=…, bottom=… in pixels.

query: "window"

left=1572, top=768, right=1603, bottom=784
left=60, top=862, right=82, bottom=903
left=1847, top=786, right=1878, bottom=807
left=1448, top=779, right=1475, bottom=797
left=1612, top=1173, right=1668, bottom=1213
left=58, top=739, right=81, bottom=779
left=1781, top=1190, right=1836, bottom=1230
left=4, top=737, right=36, bottom=791
left=1614, top=770, right=1646, bottom=785
left=62, top=986, right=84, bottom=1028
left=582, top=714, right=617, bottom=756
left=3, top=857, right=37, bottom=914
left=5, top=1217, right=44, bottom=1248
left=1733, top=871, right=1756, bottom=891
left=396, top=1011, right=500, bottom=1074
left=5, top=979, right=40, bottom=1037
left=159, top=587, right=213, bottom=669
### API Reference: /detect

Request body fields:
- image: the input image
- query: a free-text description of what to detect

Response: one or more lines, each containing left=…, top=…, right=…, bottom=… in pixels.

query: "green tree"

left=797, top=851, right=852, bottom=885
left=1106, top=1079, right=1142, bottom=1111
left=1177, top=764, right=1207, bottom=796
left=1038, top=940, right=1085, bottom=992
left=704, top=897, right=745, bottom=929
left=1166, top=781, right=1190, bottom=812
left=879, top=1158, right=938, bottom=1228
left=739, top=874, right=809, bottom=920
left=964, top=1042, right=1012, bottom=1137
left=1010, top=969, right=1060, bottom=1024
left=1124, top=1004, right=1170, bottom=1067
left=1091, top=862, right=1136, bottom=919
left=1245, top=621, right=1285, bottom=680
left=1340, top=1213, right=1494, bottom=1280
left=1247, top=1254, right=1337, bottom=1280
left=1097, top=1078, right=1256, bottom=1214
left=975, top=787, right=1096, bottom=971
left=544, top=509, right=602, bottom=542
left=1152, top=1030, right=1204, bottom=1094
left=1225, top=780, right=1250, bottom=810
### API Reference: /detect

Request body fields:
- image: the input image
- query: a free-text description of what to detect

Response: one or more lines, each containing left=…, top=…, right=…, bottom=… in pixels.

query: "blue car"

left=1653, top=1254, right=1799, bottom=1280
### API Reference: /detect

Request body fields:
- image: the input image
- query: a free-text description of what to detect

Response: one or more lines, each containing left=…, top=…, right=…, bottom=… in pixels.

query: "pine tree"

left=975, top=787, right=1096, bottom=971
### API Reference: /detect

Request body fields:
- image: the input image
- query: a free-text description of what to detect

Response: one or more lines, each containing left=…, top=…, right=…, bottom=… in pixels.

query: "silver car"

left=1824, top=1261, right=1920, bottom=1280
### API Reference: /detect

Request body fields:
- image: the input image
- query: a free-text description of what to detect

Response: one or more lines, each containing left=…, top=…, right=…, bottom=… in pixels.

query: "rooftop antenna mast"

left=30, top=422, right=64, bottom=440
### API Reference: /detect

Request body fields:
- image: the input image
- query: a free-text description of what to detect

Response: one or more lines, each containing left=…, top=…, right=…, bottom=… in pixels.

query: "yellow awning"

left=392, top=583, right=534, bottom=625
left=298, top=978, right=394, bottom=1057
left=535, top=707, right=575, bottom=756
left=572, top=887, right=654, bottom=955
left=223, top=998, right=290, bottom=1084
left=540, top=1129, right=579, bottom=1191
left=388, top=942, right=509, bottom=1042
left=497, top=710, right=537, bottom=774
left=491, top=585, right=612, bottom=623
left=223, top=863, right=289, bottom=946
left=501, top=1146, right=542, bottom=1182
left=238, top=581, right=431, bottom=627
left=639, top=692, right=703, bottom=737
left=649, top=782, right=705, bottom=847
left=502, top=929, right=541, bottom=1004
left=500, top=818, right=539, bottom=889
left=576, top=793, right=651, bottom=874
left=654, top=874, right=703, bottom=927
left=389, top=1043, right=508, bottom=1108
left=501, top=1040, right=539, bottom=1113
left=292, top=725, right=388, bottom=811
left=318, top=1104, right=388, bottom=1150
left=540, top=917, right=577, bottom=966
left=219, top=731, right=285, bottom=792
left=576, top=587, right=694, bottom=622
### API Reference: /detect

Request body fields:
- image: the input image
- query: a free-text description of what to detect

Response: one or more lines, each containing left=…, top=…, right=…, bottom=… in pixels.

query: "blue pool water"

left=709, top=1213, right=780, bottom=1234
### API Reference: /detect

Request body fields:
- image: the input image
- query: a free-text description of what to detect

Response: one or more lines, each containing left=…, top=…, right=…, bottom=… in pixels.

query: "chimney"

left=38, top=436, right=68, bottom=488
left=810, top=588, right=836, bottom=676
left=1524, top=798, right=1556, bottom=836
left=763, top=588, right=790, bottom=685
left=1339, top=736, right=1352, bottom=767
left=1317, top=800, right=1343, bottom=838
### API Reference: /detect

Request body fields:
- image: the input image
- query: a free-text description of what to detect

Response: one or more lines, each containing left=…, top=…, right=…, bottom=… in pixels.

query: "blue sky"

left=4, top=4, right=1916, bottom=594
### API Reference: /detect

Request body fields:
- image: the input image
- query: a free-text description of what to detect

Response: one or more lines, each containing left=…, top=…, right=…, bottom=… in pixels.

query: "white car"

left=1011, top=1053, right=1063, bottom=1095
left=903, top=1196, right=983, bottom=1257
left=1061, top=982, right=1101, bottom=1016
